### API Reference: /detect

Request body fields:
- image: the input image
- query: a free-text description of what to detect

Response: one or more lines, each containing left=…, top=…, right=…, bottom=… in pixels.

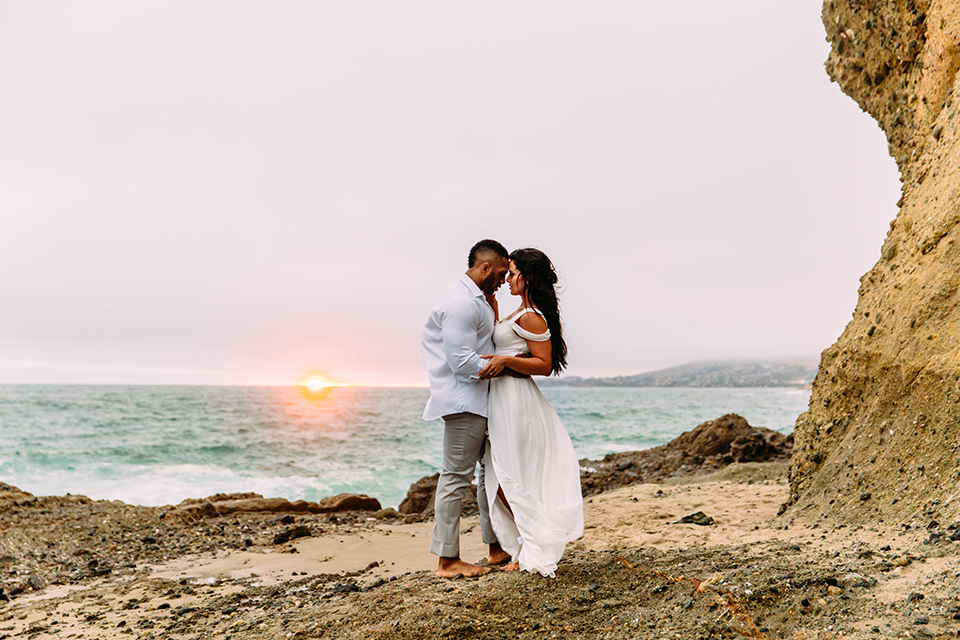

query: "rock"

left=373, top=507, right=402, bottom=519
left=860, top=492, right=871, bottom=501
left=666, top=414, right=791, bottom=463
left=840, top=573, right=877, bottom=589
left=0, top=482, right=33, bottom=502
left=673, top=511, right=716, bottom=526
left=398, top=473, right=439, bottom=514
left=273, top=525, right=311, bottom=545
left=578, top=414, right=792, bottom=496
left=827, top=585, right=843, bottom=596
left=317, top=493, right=381, bottom=513
left=329, top=582, right=360, bottom=594
left=787, top=0, right=960, bottom=527
left=178, top=492, right=264, bottom=506
left=892, top=556, right=912, bottom=567
left=176, top=493, right=380, bottom=519
left=907, top=592, right=925, bottom=602
left=398, top=473, right=478, bottom=516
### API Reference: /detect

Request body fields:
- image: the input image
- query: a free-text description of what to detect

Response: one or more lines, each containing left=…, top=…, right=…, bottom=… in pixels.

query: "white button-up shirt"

left=421, top=273, right=495, bottom=421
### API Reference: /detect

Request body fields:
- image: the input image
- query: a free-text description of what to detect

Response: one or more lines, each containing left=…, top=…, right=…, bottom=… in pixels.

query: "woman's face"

left=506, top=261, right=524, bottom=297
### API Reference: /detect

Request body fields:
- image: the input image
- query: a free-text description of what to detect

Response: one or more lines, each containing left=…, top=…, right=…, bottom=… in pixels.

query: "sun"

left=299, top=375, right=350, bottom=391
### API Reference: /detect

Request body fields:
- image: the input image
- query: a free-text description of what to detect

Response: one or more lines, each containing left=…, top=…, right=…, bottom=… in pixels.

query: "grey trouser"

left=430, top=412, right=497, bottom=558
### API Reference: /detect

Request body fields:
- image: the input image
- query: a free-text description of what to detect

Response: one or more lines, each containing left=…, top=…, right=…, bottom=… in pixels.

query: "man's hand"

left=484, top=292, right=499, bottom=321
left=479, top=355, right=530, bottom=379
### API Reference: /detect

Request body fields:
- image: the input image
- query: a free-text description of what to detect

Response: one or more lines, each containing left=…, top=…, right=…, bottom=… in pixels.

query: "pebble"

left=329, top=583, right=359, bottom=594
left=841, top=573, right=877, bottom=589
left=673, top=511, right=716, bottom=526
left=907, top=592, right=924, bottom=602
left=273, top=525, right=311, bottom=545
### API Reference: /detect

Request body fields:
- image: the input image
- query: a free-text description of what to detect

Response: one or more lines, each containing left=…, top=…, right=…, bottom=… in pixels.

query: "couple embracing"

left=421, top=239, right=584, bottom=578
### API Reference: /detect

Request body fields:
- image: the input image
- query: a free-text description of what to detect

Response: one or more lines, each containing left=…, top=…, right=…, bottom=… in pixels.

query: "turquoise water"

left=0, top=385, right=809, bottom=509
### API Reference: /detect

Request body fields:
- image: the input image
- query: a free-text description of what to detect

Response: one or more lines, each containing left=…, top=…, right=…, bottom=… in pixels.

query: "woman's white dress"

left=483, top=308, right=584, bottom=577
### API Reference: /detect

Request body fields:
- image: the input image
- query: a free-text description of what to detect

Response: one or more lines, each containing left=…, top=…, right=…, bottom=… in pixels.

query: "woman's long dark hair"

left=510, top=248, right=567, bottom=376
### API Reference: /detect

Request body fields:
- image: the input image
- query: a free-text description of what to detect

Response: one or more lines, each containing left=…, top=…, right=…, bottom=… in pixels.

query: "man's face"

left=479, top=257, right=510, bottom=295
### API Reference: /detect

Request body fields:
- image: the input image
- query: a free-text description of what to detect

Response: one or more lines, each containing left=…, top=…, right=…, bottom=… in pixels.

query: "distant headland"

left=540, top=359, right=818, bottom=388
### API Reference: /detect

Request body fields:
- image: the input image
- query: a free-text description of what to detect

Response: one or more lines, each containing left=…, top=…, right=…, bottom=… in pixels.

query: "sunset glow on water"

left=0, top=385, right=810, bottom=509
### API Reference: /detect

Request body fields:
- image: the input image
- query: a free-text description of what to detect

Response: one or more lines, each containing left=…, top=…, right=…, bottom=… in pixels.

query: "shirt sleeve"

left=440, top=298, right=486, bottom=379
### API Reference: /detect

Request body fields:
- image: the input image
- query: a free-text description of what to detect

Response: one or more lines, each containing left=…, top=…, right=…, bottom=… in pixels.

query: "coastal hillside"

left=786, top=0, right=960, bottom=524
left=541, top=360, right=817, bottom=388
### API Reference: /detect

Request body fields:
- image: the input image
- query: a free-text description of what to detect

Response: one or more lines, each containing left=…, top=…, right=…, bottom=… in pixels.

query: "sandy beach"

left=3, top=461, right=959, bottom=640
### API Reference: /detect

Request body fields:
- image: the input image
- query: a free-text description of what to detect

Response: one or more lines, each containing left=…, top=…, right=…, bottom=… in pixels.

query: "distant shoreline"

left=540, top=359, right=818, bottom=389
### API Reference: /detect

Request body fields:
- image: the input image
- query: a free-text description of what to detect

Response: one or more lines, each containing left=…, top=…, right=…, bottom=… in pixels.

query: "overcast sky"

left=0, top=1, right=900, bottom=386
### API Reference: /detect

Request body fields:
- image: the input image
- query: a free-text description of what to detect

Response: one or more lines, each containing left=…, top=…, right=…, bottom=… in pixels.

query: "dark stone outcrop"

left=397, top=473, right=479, bottom=516
left=579, top=414, right=792, bottom=497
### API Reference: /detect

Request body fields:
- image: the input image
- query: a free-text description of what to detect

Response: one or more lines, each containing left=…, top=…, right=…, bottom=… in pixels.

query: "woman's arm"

left=478, top=313, right=552, bottom=379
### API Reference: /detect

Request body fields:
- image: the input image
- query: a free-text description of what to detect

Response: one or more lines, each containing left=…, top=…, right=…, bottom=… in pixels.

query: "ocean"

left=0, top=385, right=810, bottom=510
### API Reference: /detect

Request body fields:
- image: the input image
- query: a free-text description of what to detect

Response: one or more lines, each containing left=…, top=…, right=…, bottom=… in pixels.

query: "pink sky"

left=0, top=2, right=899, bottom=386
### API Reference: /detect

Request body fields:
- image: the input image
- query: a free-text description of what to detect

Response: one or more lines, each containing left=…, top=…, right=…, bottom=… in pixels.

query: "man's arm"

left=440, top=299, right=486, bottom=378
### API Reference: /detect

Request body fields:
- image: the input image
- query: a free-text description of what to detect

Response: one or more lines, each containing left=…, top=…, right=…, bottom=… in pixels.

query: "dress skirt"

left=483, top=375, right=584, bottom=577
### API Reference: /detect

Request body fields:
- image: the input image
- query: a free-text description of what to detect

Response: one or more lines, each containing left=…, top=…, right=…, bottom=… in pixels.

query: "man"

left=421, top=239, right=513, bottom=577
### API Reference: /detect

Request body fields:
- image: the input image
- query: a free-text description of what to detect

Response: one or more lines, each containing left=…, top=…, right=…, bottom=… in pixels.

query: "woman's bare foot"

left=502, top=561, right=520, bottom=571
left=487, top=543, right=511, bottom=566
left=437, top=557, right=492, bottom=578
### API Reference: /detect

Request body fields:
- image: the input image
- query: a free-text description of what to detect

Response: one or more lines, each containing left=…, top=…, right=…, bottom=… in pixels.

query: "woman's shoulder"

left=515, top=308, right=548, bottom=333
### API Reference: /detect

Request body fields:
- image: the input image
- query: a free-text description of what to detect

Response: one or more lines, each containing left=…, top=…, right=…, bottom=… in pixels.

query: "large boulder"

left=786, top=0, right=960, bottom=524
left=579, top=414, right=792, bottom=496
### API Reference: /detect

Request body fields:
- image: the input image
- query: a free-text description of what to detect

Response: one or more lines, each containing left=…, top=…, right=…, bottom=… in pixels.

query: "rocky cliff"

left=786, top=0, right=960, bottom=523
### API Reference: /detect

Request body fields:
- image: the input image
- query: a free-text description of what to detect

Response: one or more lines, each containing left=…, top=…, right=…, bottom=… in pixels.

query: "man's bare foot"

left=502, top=561, right=520, bottom=571
left=437, top=557, right=492, bottom=578
left=487, top=544, right=511, bottom=566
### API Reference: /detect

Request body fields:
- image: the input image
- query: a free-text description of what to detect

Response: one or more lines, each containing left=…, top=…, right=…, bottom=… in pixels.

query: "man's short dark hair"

left=467, top=239, right=509, bottom=268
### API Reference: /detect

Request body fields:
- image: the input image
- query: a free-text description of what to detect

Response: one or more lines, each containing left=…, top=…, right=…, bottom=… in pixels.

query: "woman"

left=477, top=248, right=584, bottom=577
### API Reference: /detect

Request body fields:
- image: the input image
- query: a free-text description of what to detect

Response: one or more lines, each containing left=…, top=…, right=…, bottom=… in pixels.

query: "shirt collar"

left=459, top=273, right=485, bottom=299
